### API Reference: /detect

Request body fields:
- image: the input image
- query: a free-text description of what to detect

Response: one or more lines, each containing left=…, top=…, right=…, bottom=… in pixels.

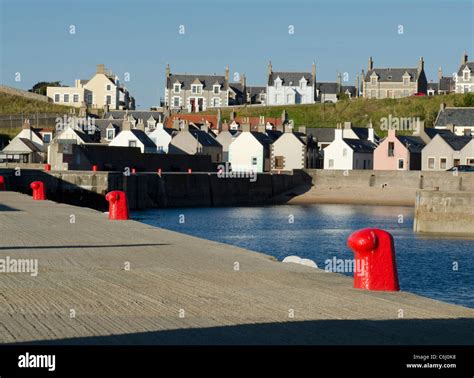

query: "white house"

left=455, top=52, right=474, bottom=94
left=215, top=127, right=241, bottom=162
left=421, top=133, right=472, bottom=170
left=324, top=127, right=377, bottom=170
left=146, top=123, right=176, bottom=153
left=109, top=118, right=157, bottom=153
left=270, top=129, right=306, bottom=170
left=228, top=126, right=274, bottom=172
left=266, top=61, right=316, bottom=106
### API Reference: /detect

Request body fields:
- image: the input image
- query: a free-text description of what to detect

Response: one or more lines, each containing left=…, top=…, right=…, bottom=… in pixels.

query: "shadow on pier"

left=16, top=317, right=474, bottom=345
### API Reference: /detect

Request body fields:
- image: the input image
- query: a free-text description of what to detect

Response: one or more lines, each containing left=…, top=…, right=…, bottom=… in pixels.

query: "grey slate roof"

left=435, top=108, right=474, bottom=127
left=189, top=129, right=222, bottom=147
left=251, top=132, right=274, bottom=147
left=439, top=77, right=454, bottom=91
left=351, top=127, right=380, bottom=142
left=104, top=111, right=164, bottom=122
left=306, top=128, right=335, bottom=143
left=129, top=129, right=156, bottom=148
left=424, top=127, right=454, bottom=139
left=268, top=72, right=313, bottom=86
left=167, top=74, right=227, bottom=90
left=18, top=138, right=41, bottom=152
left=396, top=135, right=425, bottom=153
left=229, top=83, right=244, bottom=96
left=457, top=62, right=474, bottom=75
left=248, top=86, right=265, bottom=96
left=266, top=130, right=283, bottom=142
left=439, top=134, right=472, bottom=150
left=343, top=138, right=377, bottom=153
left=94, top=119, right=122, bottom=139
left=427, top=83, right=439, bottom=91
left=365, top=68, right=419, bottom=82
left=316, top=82, right=338, bottom=94
left=342, top=85, right=357, bottom=96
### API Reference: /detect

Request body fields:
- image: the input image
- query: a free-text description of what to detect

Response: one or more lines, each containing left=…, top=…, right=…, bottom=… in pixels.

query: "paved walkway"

left=0, top=192, right=473, bottom=344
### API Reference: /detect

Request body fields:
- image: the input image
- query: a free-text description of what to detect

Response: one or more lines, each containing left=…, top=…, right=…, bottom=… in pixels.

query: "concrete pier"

left=0, top=192, right=473, bottom=345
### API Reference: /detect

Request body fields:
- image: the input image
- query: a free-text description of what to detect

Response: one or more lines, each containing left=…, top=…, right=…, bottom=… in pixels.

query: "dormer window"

left=463, top=69, right=470, bottom=81
left=173, top=84, right=181, bottom=93
left=274, top=77, right=282, bottom=89
left=371, top=76, right=377, bottom=85
left=299, top=78, right=307, bottom=90
left=191, top=85, right=202, bottom=94
left=403, top=77, right=409, bottom=86
left=213, top=85, right=220, bottom=95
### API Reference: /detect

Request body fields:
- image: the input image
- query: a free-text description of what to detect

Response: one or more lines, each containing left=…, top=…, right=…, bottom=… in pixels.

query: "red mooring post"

left=92, top=165, right=98, bottom=172
left=44, top=164, right=51, bottom=171
left=105, top=190, right=129, bottom=220
left=131, top=168, right=136, bottom=174
left=157, top=168, right=162, bottom=176
left=0, top=176, right=5, bottom=191
left=30, top=181, right=46, bottom=200
left=347, top=228, right=400, bottom=291
left=187, top=168, right=192, bottom=174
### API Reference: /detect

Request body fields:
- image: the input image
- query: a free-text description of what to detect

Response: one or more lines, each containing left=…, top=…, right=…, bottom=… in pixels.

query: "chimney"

left=462, top=51, right=468, bottom=65
left=136, top=119, right=145, bottom=131
left=225, top=66, right=230, bottom=83
left=221, top=120, right=229, bottom=132
left=281, top=109, right=288, bottom=124
left=284, top=122, right=293, bottom=133
left=257, top=125, right=266, bottom=133
left=447, top=123, right=455, bottom=133
left=230, top=109, right=236, bottom=121
left=368, top=125, right=375, bottom=143
left=181, top=120, right=189, bottom=132
left=172, top=117, right=180, bottom=129
left=240, top=74, right=246, bottom=87
left=267, top=60, right=273, bottom=76
left=166, top=63, right=170, bottom=78
left=311, top=61, right=316, bottom=84
left=355, top=75, right=360, bottom=98
left=217, top=108, right=222, bottom=131
left=337, top=72, right=342, bottom=94
left=440, top=102, right=446, bottom=112
left=22, top=118, right=31, bottom=129
left=368, top=56, right=373, bottom=71
left=200, top=124, right=209, bottom=133
left=259, top=115, right=265, bottom=125
left=438, top=67, right=443, bottom=81
left=335, top=124, right=343, bottom=140
left=241, top=123, right=250, bottom=132
left=122, top=117, right=132, bottom=131
left=418, top=56, right=424, bottom=72
left=464, top=128, right=472, bottom=137
left=298, top=126, right=307, bottom=134
left=96, top=64, right=105, bottom=74
left=344, top=121, right=352, bottom=129
left=388, top=128, right=396, bottom=138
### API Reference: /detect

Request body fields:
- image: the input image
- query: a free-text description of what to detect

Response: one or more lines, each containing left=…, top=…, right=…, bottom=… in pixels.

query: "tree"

left=29, top=81, right=62, bottom=96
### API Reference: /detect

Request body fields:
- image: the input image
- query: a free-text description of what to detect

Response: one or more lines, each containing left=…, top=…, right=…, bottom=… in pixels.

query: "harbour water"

left=133, top=204, right=474, bottom=308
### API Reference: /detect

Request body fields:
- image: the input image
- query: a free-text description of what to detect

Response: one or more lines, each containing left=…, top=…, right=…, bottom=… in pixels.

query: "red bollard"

left=30, top=181, right=46, bottom=200
left=347, top=228, right=400, bottom=291
left=0, top=176, right=5, bottom=191
left=92, top=165, right=98, bottom=172
left=187, top=168, right=192, bottom=174
left=157, top=168, right=162, bottom=176
left=105, top=190, right=129, bottom=220
left=44, top=164, right=51, bottom=171
left=131, top=168, right=136, bottom=174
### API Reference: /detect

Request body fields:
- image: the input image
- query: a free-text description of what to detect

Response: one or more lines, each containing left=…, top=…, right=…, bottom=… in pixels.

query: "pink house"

left=374, top=129, right=425, bottom=170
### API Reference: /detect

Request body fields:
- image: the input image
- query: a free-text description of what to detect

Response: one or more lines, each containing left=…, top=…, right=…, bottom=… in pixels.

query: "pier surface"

left=0, top=192, right=473, bottom=345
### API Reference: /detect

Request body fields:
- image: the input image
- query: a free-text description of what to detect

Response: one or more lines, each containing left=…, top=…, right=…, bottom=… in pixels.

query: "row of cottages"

left=46, top=64, right=135, bottom=110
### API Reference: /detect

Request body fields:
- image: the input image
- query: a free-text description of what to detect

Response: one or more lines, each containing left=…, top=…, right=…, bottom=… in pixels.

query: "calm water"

left=132, top=205, right=474, bottom=308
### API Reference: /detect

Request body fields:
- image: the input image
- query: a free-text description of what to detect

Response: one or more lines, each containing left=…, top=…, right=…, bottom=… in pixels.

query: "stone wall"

left=414, top=190, right=474, bottom=236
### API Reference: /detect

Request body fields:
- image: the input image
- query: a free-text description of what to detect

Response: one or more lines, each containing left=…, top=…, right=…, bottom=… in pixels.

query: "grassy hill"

left=203, top=93, right=473, bottom=136
left=0, top=92, right=72, bottom=115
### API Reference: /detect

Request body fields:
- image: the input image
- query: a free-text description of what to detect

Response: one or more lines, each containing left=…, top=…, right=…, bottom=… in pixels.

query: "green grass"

left=203, top=93, right=471, bottom=136
left=0, top=92, right=72, bottom=115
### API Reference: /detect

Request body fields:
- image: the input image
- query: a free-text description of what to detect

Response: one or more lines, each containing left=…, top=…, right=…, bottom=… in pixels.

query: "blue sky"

left=1, top=0, right=473, bottom=109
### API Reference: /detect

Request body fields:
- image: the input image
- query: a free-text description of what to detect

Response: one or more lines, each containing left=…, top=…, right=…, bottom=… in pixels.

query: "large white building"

left=266, top=62, right=316, bottom=106
left=455, top=52, right=474, bottom=94
left=46, top=64, right=135, bottom=110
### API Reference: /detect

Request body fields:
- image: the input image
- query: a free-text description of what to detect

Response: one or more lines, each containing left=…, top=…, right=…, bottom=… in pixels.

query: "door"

left=274, top=156, right=284, bottom=169
left=198, top=98, right=204, bottom=112
left=190, top=98, right=195, bottom=112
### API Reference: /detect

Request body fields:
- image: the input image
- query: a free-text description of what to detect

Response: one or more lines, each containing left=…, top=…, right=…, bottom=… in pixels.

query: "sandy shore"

left=275, top=185, right=417, bottom=207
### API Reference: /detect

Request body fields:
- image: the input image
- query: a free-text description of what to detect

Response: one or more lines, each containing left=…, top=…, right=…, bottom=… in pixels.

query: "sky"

left=1, top=0, right=473, bottom=109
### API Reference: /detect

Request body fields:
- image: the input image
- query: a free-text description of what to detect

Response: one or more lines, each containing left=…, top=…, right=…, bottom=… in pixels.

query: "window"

left=328, top=159, right=334, bottom=168
left=454, top=159, right=461, bottom=166
left=275, top=156, right=284, bottom=169
left=42, top=133, right=51, bottom=143
left=129, top=140, right=137, bottom=147
left=213, top=85, right=220, bottom=95
left=106, top=129, right=115, bottom=140
left=388, top=142, right=395, bottom=157
left=251, top=157, right=257, bottom=165
left=87, top=94, right=93, bottom=104
left=191, top=85, right=202, bottom=94
left=398, top=159, right=404, bottom=169
left=63, top=94, right=70, bottom=102
left=467, top=158, right=474, bottom=165
left=173, top=84, right=180, bottom=93
left=106, top=95, right=112, bottom=105
left=106, top=84, right=111, bottom=91
left=212, top=98, right=219, bottom=107
left=342, top=148, right=348, bottom=157
left=73, top=94, right=79, bottom=103
left=173, top=97, right=180, bottom=107
left=428, top=157, right=435, bottom=169
left=403, top=77, right=409, bottom=86
left=371, top=77, right=376, bottom=85
left=464, top=71, right=469, bottom=81
left=440, top=158, right=447, bottom=170
left=54, top=94, right=60, bottom=102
